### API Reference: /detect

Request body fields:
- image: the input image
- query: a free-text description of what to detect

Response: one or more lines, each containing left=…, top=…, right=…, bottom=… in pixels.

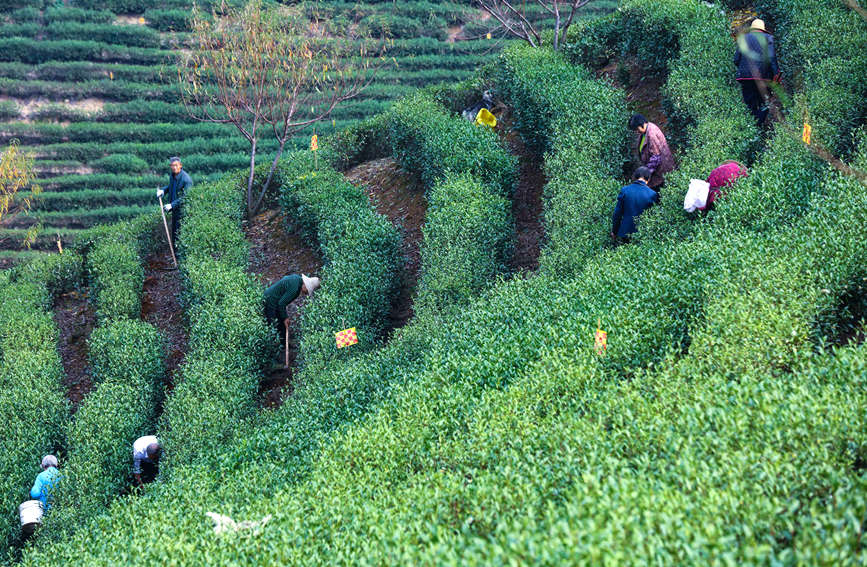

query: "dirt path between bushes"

left=345, top=157, right=427, bottom=333
left=495, top=112, right=546, bottom=274
left=141, top=248, right=187, bottom=399
left=53, top=288, right=96, bottom=409
left=245, top=209, right=323, bottom=408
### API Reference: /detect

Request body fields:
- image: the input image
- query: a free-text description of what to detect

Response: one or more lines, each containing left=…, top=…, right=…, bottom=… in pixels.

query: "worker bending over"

left=264, top=274, right=320, bottom=340
left=30, top=455, right=60, bottom=509
left=611, top=167, right=659, bottom=244
left=629, top=114, right=675, bottom=192
left=132, top=435, right=160, bottom=487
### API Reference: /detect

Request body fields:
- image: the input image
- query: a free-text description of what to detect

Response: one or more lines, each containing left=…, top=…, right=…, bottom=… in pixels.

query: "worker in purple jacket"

left=629, top=114, right=675, bottom=192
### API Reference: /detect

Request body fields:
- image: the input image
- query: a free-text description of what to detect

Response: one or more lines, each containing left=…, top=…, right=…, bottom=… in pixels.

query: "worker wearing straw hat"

left=734, top=18, right=781, bottom=125
left=263, top=273, right=320, bottom=340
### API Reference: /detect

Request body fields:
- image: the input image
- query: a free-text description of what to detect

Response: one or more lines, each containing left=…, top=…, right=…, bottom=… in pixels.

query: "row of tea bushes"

left=275, top=153, right=402, bottom=374
left=160, top=175, right=268, bottom=476
left=0, top=252, right=82, bottom=559
left=492, top=44, right=627, bottom=276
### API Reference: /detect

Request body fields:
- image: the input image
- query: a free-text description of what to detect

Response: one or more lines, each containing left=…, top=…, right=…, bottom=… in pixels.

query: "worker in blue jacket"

left=156, top=157, right=193, bottom=248
left=30, top=455, right=60, bottom=509
left=611, top=166, right=659, bottom=244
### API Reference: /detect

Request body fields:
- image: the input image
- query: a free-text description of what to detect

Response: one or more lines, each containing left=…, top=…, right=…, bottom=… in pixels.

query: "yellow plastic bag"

left=475, top=107, right=497, bottom=129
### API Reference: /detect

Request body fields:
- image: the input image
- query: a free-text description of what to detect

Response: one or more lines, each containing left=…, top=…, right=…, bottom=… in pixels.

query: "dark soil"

left=245, top=209, right=323, bottom=408
left=345, top=157, right=427, bottom=332
left=496, top=111, right=546, bottom=273
left=141, top=248, right=187, bottom=396
left=53, top=288, right=95, bottom=408
left=599, top=60, right=669, bottom=131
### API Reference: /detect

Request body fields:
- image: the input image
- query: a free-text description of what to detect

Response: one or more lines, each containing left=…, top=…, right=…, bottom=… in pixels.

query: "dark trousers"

left=140, top=461, right=158, bottom=484
left=169, top=207, right=181, bottom=248
left=740, top=80, right=768, bottom=125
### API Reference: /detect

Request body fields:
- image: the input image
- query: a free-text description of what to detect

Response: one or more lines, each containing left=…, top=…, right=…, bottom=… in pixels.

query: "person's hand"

left=283, top=319, right=290, bottom=328
left=156, top=189, right=164, bottom=198
left=610, top=232, right=616, bottom=240
left=163, top=203, right=172, bottom=212
left=773, top=72, right=782, bottom=84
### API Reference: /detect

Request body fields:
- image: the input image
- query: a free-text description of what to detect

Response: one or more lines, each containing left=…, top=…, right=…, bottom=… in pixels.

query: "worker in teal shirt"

left=30, top=455, right=60, bottom=509
left=263, top=273, right=320, bottom=339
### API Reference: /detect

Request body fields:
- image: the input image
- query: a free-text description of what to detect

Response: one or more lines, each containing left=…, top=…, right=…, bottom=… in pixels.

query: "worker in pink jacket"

left=629, top=114, right=675, bottom=192
left=699, top=160, right=749, bottom=211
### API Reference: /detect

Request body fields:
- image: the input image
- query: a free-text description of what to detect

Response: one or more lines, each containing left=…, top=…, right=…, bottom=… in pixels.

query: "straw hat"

left=750, top=19, right=767, bottom=32
left=301, top=274, right=320, bottom=295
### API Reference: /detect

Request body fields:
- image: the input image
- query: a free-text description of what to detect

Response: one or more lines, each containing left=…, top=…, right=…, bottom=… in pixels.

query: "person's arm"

left=277, top=290, right=295, bottom=324
left=612, top=193, right=624, bottom=237
left=30, top=475, right=43, bottom=500
left=768, top=36, right=779, bottom=77
left=133, top=456, right=143, bottom=486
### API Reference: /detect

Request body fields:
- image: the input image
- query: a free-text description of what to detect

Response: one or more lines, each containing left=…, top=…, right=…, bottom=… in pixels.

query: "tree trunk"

left=246, top=139, right=258, bottom=217
left=251, top=138, right=287, bottom=215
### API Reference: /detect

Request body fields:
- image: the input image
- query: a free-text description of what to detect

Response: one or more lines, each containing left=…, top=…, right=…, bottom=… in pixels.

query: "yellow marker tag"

left=138, top=17, right=145, bottom=24
left=595, top=329, right=607, bottom=355
left=486, top=32, right=492, bottom=40
left=594, top=318, right=607, bottom=356
left=310, top=134, right=318, bottom=151
left=336, top=327, right=358, bottom=349
left=802, top=123, right=812, bottom=145
left=109, top=71, right=114, bottom=80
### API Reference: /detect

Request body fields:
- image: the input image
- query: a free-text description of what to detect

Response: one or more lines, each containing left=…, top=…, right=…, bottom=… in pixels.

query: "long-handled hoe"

left=285, top=326, right=289, bottom=369
left=158, top=194, right=178, bottom=269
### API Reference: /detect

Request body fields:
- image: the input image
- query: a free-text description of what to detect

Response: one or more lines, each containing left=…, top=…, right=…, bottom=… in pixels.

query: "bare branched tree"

left=178, top=1, right=386, bottom=216
left=476, top=0, right=593, bottom=51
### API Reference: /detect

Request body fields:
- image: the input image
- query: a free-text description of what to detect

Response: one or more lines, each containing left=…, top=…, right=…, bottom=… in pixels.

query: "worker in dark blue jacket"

left=734, top=18, right=780, bottom=125
left=611, top=166, right=659, bottom=244
left=156, top=157, right=193, bottom=248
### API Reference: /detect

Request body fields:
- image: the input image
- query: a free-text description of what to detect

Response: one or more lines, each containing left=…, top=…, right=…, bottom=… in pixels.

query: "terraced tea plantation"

left=0, top=0, right=613, bottom=262
left=2, top=0, right=866, bottom=565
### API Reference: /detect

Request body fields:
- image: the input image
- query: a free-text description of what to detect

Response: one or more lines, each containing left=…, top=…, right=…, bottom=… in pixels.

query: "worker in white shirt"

left=132, top=435, right=161, bottom=486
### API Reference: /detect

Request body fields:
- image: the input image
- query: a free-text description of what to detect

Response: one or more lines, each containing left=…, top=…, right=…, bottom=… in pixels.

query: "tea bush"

left=0, top=38, right=169, bottom=65
left=161, top=174, right=268, bottom=478
left=414, top=173, right=511, bottom=317
left=43, top=6, right=114, bottom=24
left=27, top=157, right=867, bottom=563
left=35, top=319, right=165, bottom=545
left=492, top=44, right=627, bottom=275
left=91, top=153, right=149, bottom=175
left=0, top=278, right=68, bottom=560
left=276, top=155, right=402, bottom=373
left=386, top=92, right=517, bottom=196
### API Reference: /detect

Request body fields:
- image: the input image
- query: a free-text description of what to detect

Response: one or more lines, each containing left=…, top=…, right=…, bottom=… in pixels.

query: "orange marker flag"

left=594, top=319, right=607, bottom=356
left=486, top=32, right=492, bottom=40
left=310, top=134, right=319, bottom=151
left=336, top=327, right=358, bottom=349
left=802, top=123, right=812, bottom=145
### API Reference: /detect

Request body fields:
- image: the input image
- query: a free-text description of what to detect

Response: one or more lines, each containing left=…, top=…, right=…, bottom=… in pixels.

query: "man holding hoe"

left=156, top=157, right=192, bottom=257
